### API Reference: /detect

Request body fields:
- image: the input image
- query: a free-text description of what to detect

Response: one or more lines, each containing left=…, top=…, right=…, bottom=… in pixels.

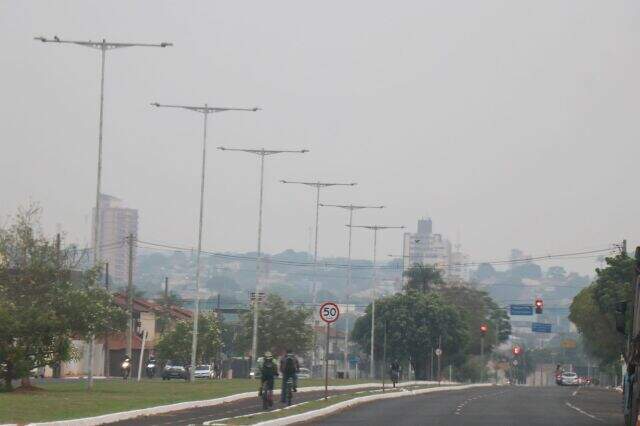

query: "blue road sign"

left=532, top=322, right=552, bottom=333
left=510, top=304, right=533, bottom=316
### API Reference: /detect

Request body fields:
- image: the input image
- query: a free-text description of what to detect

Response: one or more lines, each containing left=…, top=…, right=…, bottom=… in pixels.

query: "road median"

left=14, top=381, right=437, bottom=426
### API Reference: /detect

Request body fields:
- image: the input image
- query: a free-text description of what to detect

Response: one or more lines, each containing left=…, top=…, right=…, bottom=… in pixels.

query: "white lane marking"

left=453, top=389, right=511, bottom=416
left=565, top=402, right=601, bottom=422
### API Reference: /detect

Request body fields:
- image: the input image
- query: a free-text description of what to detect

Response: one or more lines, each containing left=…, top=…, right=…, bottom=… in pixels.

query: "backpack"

left=284, top=355, right=296, bottom=374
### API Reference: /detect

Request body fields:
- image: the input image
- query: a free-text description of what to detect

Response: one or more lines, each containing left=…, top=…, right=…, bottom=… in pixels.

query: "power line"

left=136, top=239, right=616, bottom=270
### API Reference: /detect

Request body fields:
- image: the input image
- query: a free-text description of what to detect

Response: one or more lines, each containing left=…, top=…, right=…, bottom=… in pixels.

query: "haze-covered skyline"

left=1, top=1, right=637, bottom=274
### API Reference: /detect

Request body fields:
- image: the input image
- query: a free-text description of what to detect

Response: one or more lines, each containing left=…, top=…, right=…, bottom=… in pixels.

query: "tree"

left=0, top=206, right=127, bottom=391
left=438, top=285, right=510, bottom=355
left=351, top=291, right=468, bottom=379
left=473, top=263, right=496, bottom=282
left=546, top=266, right=566, bottom=281
left=239, top=294, right=313, bottom=357
left=205, top=274, right=240, bottom=292
left=156, top=312, right=222, bottom=365
left=154, top=290, right=182, bottom=334
left=403, top=264, right=443, bottom=293
left=569, top=254, right=633, bottom=367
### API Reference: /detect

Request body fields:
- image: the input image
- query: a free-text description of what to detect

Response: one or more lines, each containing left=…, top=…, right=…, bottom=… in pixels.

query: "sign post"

left=435, top=347, right=443, bottom=386
left=319, top=302, right=339, bottom=399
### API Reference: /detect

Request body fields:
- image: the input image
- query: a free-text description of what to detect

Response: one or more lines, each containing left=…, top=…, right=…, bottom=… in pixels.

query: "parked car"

left=194, top=364, right=215, bottom=379
left=162, top=363, right=189, bottom=380
left=560, top=371, right=578, bottom=386
left=297, top=368, right=312, bottom=379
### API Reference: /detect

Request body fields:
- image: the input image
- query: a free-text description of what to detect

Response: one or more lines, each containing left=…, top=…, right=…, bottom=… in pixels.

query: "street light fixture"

left=280, top=180, right=356, bottom=367
left=319, top=204, right=384, bottom=375
left=218, top=147, right=308, bottom=373
left=35, top=35, right=172, bottom=389
left=347, top=225, right=404, bottom=378
left=152, top=103, right=259, bottom=381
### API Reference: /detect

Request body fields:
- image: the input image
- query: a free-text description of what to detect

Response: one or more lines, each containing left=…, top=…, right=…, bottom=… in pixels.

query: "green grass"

left=0, top=378, right=373, bottom=424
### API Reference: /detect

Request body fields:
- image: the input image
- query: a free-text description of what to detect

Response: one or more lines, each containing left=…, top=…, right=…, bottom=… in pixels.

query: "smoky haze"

left=1, top=1, right=638, bottom=274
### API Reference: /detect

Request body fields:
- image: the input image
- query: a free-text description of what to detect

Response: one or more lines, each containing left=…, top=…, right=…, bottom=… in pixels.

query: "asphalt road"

left=309, top=385, right=623, bottom=426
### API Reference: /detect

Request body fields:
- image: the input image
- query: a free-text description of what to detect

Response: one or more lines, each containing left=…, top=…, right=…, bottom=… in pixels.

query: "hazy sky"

left=1, top=1, right=638, bottom=274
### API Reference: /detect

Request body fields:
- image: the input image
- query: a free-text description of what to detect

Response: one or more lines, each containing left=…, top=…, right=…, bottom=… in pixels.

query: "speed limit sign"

left=319, top=302, right=340, bottom=323
left=435, top=348, right=442, bottom=356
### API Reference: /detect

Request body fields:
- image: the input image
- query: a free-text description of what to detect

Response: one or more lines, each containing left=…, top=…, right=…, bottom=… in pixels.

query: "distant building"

left=92, top=194, right=138, bottom=284
left=403, top=218, right=451, bottom=272
left=403, top=217, right=469, bottom=280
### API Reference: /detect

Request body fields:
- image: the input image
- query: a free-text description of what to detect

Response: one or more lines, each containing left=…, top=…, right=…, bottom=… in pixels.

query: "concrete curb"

left=253, top=383, right=493, bottom=426
left=23, top=381, right=436, bottom=426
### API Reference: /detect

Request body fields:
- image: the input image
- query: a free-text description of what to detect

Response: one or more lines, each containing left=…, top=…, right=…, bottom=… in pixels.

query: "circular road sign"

left=435, top=348, right=442, bottom=356
left=512, top=360, right=519, bottom=366
left=319, top=302, right=340, bottom=323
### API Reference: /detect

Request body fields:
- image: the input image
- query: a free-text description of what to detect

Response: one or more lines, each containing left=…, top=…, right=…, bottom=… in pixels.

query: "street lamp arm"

left=151, top=103, right=260, bottom=114
left=218, top=147, right=308, bottom=155
left=320, top=204, right=385, bottom=210
left=346, top=225, right=405, bottom=230
left=280, top=180, right=357, bottom=187
left=34, top=36, right=172, bottom=50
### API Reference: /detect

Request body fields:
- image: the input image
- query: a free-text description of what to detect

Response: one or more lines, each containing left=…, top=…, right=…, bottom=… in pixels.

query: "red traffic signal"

left=535, top=298, right=543, bottom=314
left=512, top=345, right=522, bottom=356
left=480, top=323, right=488, bottom=336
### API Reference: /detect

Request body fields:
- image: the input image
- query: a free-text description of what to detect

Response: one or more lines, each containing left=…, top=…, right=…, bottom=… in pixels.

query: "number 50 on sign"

left=319, top=302, right=340, bottom=323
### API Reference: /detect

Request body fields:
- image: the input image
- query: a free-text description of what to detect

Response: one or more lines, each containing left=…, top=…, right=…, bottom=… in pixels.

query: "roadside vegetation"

left=351, top=264, right=511, bottom=380
left=0, top=205, right=127, bottom=391
left=569, top=253, right=633, bottom=376
left=0, top=378, right=373, bottom=424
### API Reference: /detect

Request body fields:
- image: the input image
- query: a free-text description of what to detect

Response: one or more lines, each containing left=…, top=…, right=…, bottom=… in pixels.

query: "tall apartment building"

left=403, top=218, right=451, bottom=271
left=402, top=217, right=471, bottom=281
left=91, top=194, right=138, bottom=284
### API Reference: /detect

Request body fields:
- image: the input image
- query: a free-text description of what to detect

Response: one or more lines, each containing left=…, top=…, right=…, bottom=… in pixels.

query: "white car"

left=561, top=371, right=578, bottom=386
left=194, top=364, right=215, bottom=379
left=297, top=368, right=311, bottom=379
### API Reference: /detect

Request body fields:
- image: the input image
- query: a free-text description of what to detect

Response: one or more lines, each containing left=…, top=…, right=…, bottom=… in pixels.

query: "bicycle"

left=283, top=376, right=294, bottom=406
left=390, top=370, right=400, bottom=388
left=261, top=380, right=274, bottom=410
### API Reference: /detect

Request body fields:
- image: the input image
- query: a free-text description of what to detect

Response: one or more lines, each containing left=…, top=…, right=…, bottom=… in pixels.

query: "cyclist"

left=390, top=359, right=401, bottom=386
left=259, top=351, right=278, bottom=397
left=280, top=349, right=300, bottom=402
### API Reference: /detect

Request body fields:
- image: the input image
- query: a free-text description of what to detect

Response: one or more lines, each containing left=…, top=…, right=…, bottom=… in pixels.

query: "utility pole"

left=35, top=35, right=172, bottom=390
left=126, top=233, right=134, bottom=360
left=164, top=277, right=169, bottom=302
left=382, top=320, right=388, bottom=391
left=480, top=335, right=485, bottom=383
left=152, top=103, right=259, bottom=381
left=319, top=203, right=384, bottom=376
left=437, top=335, right=442, bottom=385
left=104, top=262, right=110, bottom=377
left=218, top=147, right=308, bottom=374
left=281, top=180, right=357, bottom=371
left=347, top=225, right=404, bottom=378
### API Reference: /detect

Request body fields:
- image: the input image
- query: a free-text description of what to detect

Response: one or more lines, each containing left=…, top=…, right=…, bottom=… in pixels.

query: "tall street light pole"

left=218, top=147, right=308, bottom=372
left=347, top=225, right=404, bottom=378
left=35, top=36, right=172, bottom=389
left=280, top=180, right=356, bottom=369
left=152, top=103, right=259, bottom=381
left=319, top=204, right=384, bottom=376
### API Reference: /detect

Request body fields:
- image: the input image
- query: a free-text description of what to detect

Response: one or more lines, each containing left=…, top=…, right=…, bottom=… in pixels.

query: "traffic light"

left=535, top=298, right=543, bottom=314
left=512, top=345, right=522, bottom=356
left=480, top=323, right=488, bottom=336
